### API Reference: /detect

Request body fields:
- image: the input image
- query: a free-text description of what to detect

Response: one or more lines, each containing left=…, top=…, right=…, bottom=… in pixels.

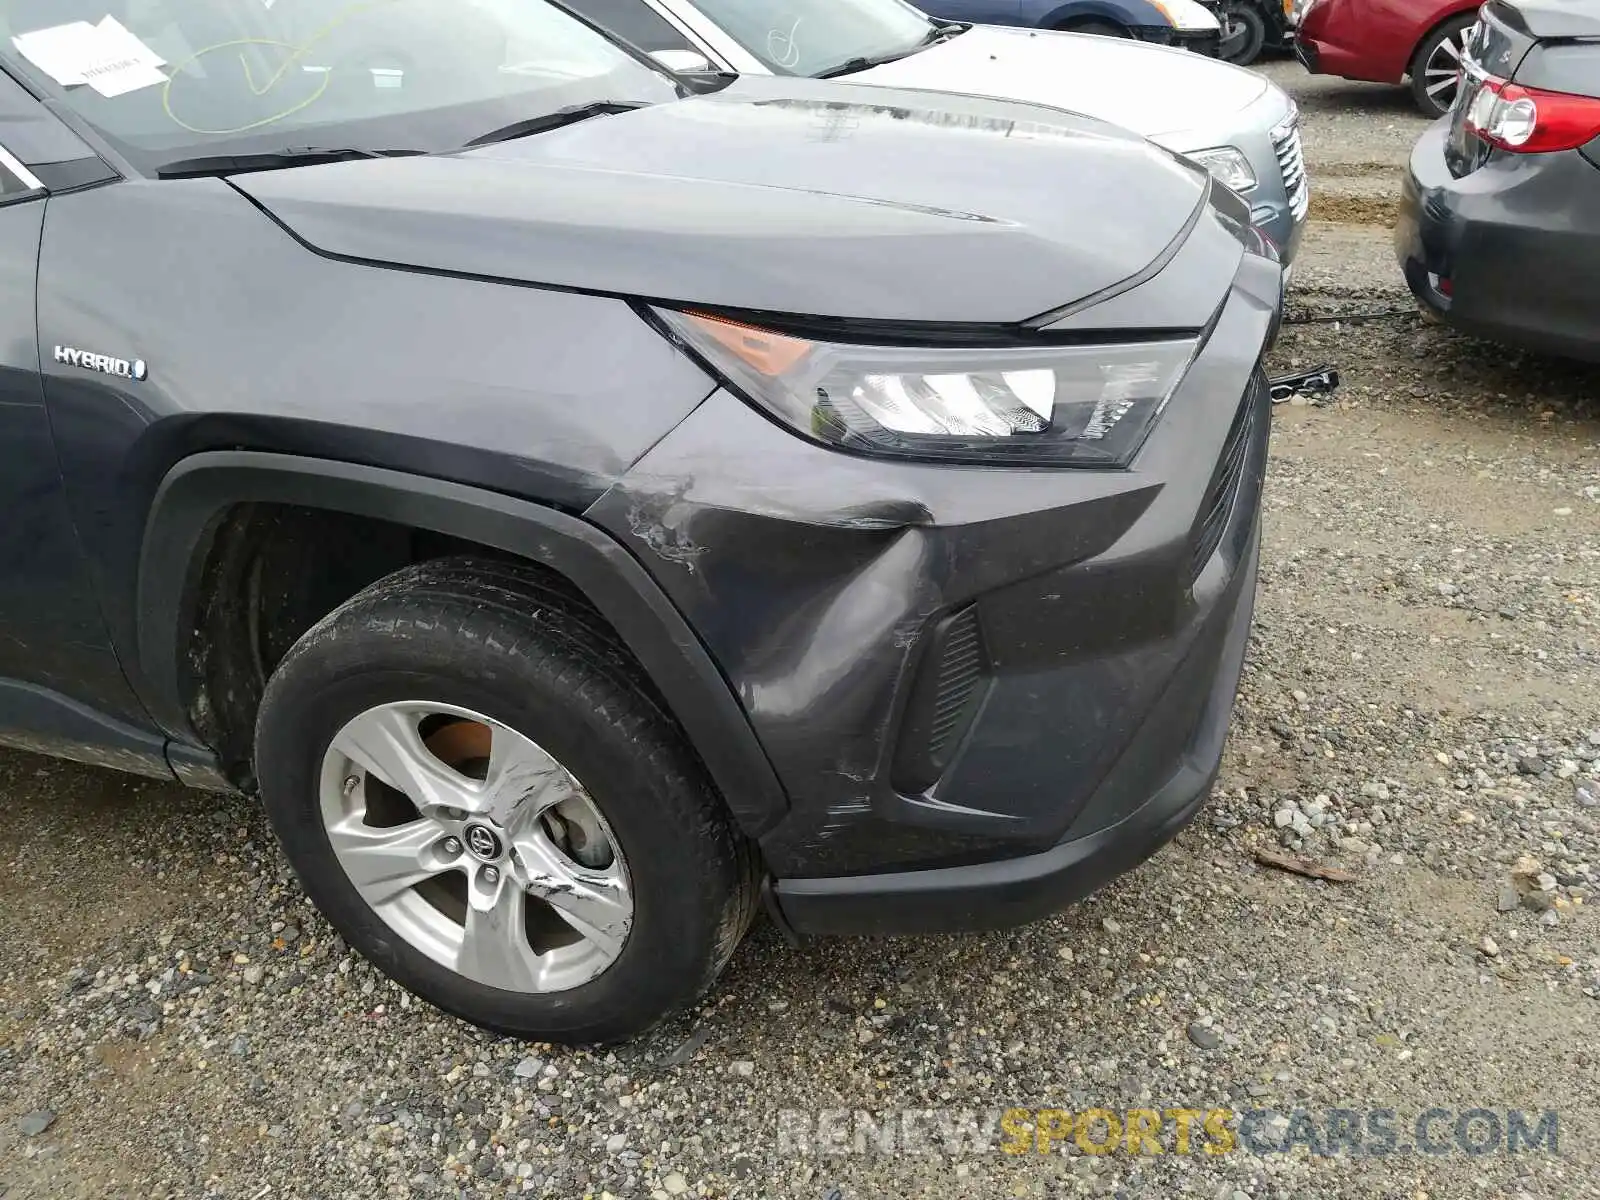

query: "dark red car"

left=1296, top=0, right=1483, bottom=117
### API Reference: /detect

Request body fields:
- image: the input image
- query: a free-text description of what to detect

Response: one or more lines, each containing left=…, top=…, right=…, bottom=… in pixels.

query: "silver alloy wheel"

left=318, top=701, right=633, bottom=993
left=1421, top=25, right=1471, bottom=112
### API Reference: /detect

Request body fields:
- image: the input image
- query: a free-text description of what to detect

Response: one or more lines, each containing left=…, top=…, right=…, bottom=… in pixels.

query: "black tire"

left=1409, top=14, right=1476, bottom=118
left=1215, top=1, right=1267, bottom=65
left=254, top=556, right=760, bottom=1043
left=1060, top=19, right=1130, bottom=37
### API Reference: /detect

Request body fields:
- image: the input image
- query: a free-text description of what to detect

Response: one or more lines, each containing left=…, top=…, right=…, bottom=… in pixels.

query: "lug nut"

left=442, top=837, right=462, bottom=856
left=483, top=866, right=500, bottom=884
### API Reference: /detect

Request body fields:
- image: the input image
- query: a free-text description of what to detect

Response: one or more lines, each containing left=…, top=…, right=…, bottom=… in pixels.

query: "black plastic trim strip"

left=137, top=452, right=791, bottom=837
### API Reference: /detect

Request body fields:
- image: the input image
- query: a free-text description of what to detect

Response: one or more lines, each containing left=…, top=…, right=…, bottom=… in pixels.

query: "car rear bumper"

left=1397, top=124, right=1600, bottom=362
left=1293, top=0, right=1402, bottom=83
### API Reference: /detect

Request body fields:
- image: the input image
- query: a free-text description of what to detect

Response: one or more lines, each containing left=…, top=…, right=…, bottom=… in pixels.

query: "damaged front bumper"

left=776, top=506, right=1261, bottom=935
left=586, top=254, right=1281, bottom=935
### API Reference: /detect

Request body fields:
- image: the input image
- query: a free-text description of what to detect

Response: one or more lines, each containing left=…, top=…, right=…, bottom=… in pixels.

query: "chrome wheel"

left=1420, top=24, right=1471, bottom=113
left=318, top=701, right=633, bottom=993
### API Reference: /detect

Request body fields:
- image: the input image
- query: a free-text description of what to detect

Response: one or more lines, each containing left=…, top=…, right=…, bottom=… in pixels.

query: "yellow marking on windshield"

left=160, top=0, right=400, bottom=136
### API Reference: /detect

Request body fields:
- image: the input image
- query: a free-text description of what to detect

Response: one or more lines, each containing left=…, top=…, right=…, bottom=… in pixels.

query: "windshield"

left=0, top=0, right=681, bottom=172
left=686, top=0, right=939, bottom=76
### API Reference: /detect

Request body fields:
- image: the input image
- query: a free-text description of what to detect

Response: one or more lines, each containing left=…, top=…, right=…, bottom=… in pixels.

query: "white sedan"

left=567, top=0, right=1308, bottom=263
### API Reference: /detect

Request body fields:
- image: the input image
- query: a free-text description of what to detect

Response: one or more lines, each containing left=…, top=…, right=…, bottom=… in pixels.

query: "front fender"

left=137, top=452, right=790, bottom=837
left=1036, top=0, right=1167, bottom=29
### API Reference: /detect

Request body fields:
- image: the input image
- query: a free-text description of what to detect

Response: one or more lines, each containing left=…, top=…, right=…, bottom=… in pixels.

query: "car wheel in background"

left=253, top=557, right=760, bottom=1043
left=1216, top=1, right=1267, bottom=64
left=1409, top=14, right=1476, bottom=118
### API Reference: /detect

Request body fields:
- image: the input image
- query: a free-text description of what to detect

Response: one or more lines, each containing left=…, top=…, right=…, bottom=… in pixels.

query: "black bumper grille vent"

left=927, top=606, right=983, bottom=761
left=892, top=604, right=991, bottom=795
left=1190, top=390, right=1258, bottom=581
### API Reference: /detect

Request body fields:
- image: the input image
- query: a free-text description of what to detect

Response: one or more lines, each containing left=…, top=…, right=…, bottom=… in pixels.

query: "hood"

left=1490, top=0, right=1600, bottom=39
left=232, top=75, right=1214, bottom=326
left=854, top=25, right=1270, bottom=139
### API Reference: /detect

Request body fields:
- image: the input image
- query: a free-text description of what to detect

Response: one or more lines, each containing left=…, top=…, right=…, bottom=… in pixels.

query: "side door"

left=0, top=67, right=170, bottom=774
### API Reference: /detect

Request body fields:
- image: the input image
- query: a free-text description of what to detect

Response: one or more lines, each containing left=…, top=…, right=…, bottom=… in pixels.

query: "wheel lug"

left=483, top=865, right=500, bottom=884
left=442, top=837, right=462, bottom=856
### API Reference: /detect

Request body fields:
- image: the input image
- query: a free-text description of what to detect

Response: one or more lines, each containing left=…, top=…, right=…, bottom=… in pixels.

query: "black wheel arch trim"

left=137, top=451, right=790, bottom=837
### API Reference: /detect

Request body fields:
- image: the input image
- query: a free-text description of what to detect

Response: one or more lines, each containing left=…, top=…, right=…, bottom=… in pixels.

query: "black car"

left=0, top=0, right=1280, bottom=1042
left=1397, top=0, right=1600, bottom=361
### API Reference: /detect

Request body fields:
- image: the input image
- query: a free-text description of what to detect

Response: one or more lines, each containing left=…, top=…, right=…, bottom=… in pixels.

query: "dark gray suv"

left=0, top=0, right=1280, bottom=1042
left=1397, top=0, right=1600, bottom=360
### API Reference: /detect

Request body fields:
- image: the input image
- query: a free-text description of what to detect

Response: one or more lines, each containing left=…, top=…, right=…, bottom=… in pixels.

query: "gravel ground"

left=4, top=67, right=1599, bottom=1200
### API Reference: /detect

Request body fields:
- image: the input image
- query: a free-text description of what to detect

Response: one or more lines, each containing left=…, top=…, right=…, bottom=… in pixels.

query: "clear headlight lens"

left=657, top=310, right=1198, bottom=468
left=1188, top=146, right=1257, bottom=193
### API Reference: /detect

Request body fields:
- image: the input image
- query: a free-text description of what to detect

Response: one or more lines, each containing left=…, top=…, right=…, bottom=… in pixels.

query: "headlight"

left=1188, top=146, right=1257, bottom=192
left=656, top=309, right=1198, bottom=468
left=1149, top=0, right=1222, bottom=31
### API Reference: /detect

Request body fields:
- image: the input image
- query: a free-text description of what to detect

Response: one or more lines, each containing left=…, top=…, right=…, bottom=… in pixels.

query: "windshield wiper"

left=815, top=21, right=967, bottom=78
left=462, top=101, right=647, bottom=149
left=156, top=146, right=425, bottom=180
left=922, top=20, right=969, bottom=44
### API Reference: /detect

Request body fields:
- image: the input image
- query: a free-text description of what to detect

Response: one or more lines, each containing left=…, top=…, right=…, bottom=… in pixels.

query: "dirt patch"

left=1310, top=192, right=1398, bottom=227
left=1313, top=162, right=1409, bottom=181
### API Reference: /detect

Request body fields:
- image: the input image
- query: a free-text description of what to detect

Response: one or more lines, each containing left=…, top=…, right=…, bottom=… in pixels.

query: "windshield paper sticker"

left=12, top=16, right=168, bottom=97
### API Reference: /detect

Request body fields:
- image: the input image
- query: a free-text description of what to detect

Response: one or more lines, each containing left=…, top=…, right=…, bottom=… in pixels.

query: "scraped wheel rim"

left=1422, top=26, right=1471, bottom=112
left=318, top=701, right=633, bottom=993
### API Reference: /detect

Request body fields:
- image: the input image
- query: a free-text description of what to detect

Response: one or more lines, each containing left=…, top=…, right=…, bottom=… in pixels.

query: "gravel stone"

left=1187, top=1021, right=1222, bottom=1050
left=17, top=1111, right=56, bottom=1137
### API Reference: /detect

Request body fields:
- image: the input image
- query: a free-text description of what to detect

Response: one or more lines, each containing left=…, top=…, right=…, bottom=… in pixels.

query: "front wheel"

left=253, top=557, right=759, bottom=1043
left=1409, top=15, right=1475, bottom=118
left=1215, top=1, right=1267, bottom=64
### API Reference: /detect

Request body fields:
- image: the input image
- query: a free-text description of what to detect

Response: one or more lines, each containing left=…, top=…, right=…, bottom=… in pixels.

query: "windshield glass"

left=0, top=0, right=680, bottom=172
left=686, top=0, right=937, bottom=76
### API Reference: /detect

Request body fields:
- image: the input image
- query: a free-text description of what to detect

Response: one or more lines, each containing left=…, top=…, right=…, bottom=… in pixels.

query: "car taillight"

left=1465, top=75, right=1600, bottom=154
